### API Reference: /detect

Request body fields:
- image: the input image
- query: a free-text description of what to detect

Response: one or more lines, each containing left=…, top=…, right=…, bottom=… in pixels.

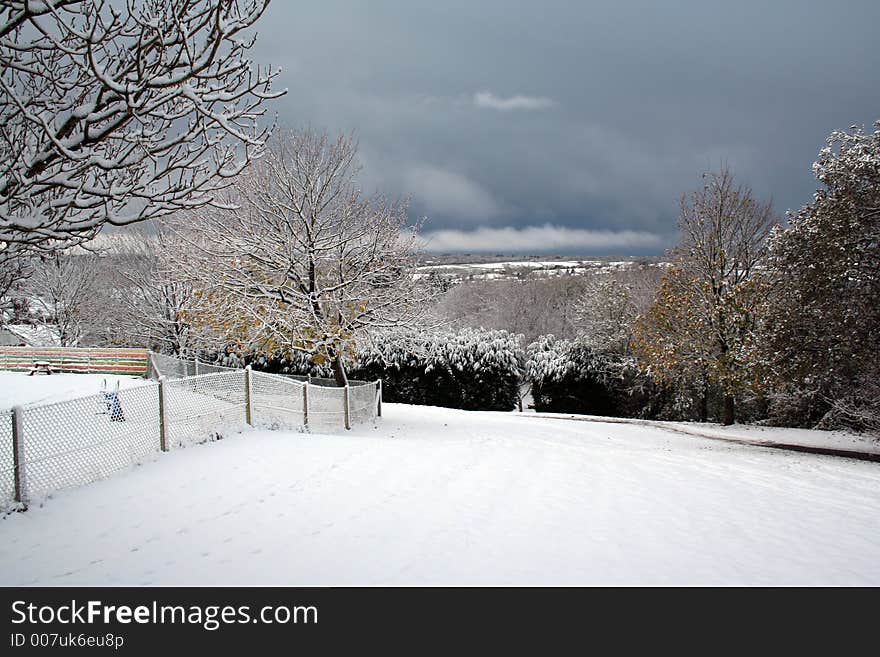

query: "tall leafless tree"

left=434, top=275, right=590, bottom=344
left=633, top=167, right=777, bottom=424
left=0, top=0, right=283, bottom=264
left=175, top=128, right=430, bottom=385
left=26, top=249, right=104, bottom=345
left=108, top=227, right=196, bottom=354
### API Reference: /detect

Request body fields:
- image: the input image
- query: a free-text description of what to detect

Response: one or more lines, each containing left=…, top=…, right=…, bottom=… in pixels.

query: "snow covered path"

left=1, top=404, right=878, bottom=585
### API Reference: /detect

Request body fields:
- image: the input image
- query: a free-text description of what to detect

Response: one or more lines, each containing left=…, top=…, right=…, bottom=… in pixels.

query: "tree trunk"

left=699, top=383, right=709, bottom=423
left=331, top=353, right=349, bottom=387
left=722, top=395, right=735, bottom=426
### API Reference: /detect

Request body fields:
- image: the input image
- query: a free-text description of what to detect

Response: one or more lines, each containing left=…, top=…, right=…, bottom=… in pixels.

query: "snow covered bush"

left=526, top=334, right=698, bottom=419
left=351, top=328, right=525, bottom=411
left=526, top=335, right=621, bottom=415
left=214, top=349, right=333, bottom=378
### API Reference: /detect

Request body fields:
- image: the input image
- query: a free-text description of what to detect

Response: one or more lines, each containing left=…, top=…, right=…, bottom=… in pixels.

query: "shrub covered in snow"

left=351, top=328, right=524, bottom=411
left=209, top=349, right=333, bottom=378
left=526, top=336, right=619, bottom=415
left=526, top=335, right=675, bottom=418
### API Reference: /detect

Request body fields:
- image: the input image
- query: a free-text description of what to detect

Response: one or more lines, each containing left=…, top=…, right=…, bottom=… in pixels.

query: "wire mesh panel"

left=0, top=409, right=14, bottom=505
left=0, top=361, right=380, bottom=505
left=305, top=383, right=347, bottom=431
left=251, top=372, right=305, bottom=429
left=20, top=383, right=161, bottom=499
left=282, top=373, right=371, bottom=387
left=164, top=371, right=247, bottom=447
left=194, top=361, right=239, bottom=376
left=150, top=352, right=193, bottom=379
left=350, top=382, right=380, bottom=425
left=150, top=353, right=240, bottom=380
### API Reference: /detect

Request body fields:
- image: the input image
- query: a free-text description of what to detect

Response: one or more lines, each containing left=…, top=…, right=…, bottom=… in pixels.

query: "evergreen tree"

left=757, top=121, right=880, bottom=432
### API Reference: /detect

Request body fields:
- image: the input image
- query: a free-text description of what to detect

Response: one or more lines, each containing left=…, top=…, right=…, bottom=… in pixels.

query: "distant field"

left=415, top=257, right=668, bottom=283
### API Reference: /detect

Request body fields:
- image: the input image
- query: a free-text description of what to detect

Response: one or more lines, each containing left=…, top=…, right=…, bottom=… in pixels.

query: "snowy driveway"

left=0, top=404, right=878, bottom=585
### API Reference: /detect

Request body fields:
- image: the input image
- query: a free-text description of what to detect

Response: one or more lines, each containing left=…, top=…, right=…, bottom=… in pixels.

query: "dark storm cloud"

left=248, top=0, right=880, bottom=253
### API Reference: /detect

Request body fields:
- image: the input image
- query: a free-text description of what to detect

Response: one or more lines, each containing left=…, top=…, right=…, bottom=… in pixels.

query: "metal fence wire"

left=251, top=371, right=304, bottom=429
left=21, top=383, right=161, bottom=499
left=164, top=371, right=247, bottom=448
left=0, top=410, right=14, bottom=504
left=1, top=353, right=381, bottom=509
left=148, top=352, right=238, bottom=379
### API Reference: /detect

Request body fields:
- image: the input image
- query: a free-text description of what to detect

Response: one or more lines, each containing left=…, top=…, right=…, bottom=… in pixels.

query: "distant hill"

left=415, top=256, right=668, bottom=283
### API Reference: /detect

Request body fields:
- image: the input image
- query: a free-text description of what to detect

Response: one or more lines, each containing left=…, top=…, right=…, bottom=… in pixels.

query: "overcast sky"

left=248, top=0, right=880, bottom=254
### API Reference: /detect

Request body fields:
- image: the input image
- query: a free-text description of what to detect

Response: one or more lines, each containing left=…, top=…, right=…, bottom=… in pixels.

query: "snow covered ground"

left=0, top=371, right=146, bottom=409
left=1, top=402, right=878, bottom=586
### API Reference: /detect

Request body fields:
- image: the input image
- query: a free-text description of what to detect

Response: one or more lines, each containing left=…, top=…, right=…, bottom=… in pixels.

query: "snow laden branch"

left=0, top=0, right=283, bottom=262
left=172, top=128, right=432, bottom=385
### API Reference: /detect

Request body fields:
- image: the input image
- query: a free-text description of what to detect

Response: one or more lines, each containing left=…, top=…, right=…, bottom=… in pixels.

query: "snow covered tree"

left=632, top=168, right=777, bottom=425
left=757, top=121, right=880, bottom=432
left=573, top=268, right=662, bottom=355
left=108, top=227, right=197, bottom=355
left=176, top=128, right=430, bottom=385
left=0, top=254, right=29, bottom=305
left=26, top=249, right=104, bottom=345
left=0, top=0, right=282, bottom=264
left=434, top=275, right=590, bottom=344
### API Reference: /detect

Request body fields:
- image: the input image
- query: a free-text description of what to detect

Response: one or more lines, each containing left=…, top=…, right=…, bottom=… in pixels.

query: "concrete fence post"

left=158, top=377, right=168, bottom=452
left=11, top=406, right=27, bottom=507
left=244, top=366, right=253, bottom=426
left=343, top=384, right=351, bottom=430
left=194, top=357, right=200, bottom=376
left=303, top=381, right=309, bottom=427
left=376, top=379, right=382, bottom=418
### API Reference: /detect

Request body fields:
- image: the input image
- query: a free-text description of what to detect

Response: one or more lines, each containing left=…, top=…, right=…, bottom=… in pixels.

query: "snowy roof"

left=1, top=324, right=62, bottom=347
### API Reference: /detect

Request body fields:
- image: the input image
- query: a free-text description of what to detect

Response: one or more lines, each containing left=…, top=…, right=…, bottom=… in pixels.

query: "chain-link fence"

left=21, top=383, right=161, bottom=499
left=1, top=355, right=381, bottom=510
left=147, top=352, right=238, bottom=379
left=164, top=371, right=248, bottom=448
left=149, top=354, right=381, bottom=432
left=0, top=409, right=15, bottom=505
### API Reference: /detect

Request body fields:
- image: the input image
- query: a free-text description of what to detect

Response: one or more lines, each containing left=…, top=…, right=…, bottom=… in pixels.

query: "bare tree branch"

left=0, top=0, right=283, bottom=263
left=172, top=128, right=432, bottom=385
